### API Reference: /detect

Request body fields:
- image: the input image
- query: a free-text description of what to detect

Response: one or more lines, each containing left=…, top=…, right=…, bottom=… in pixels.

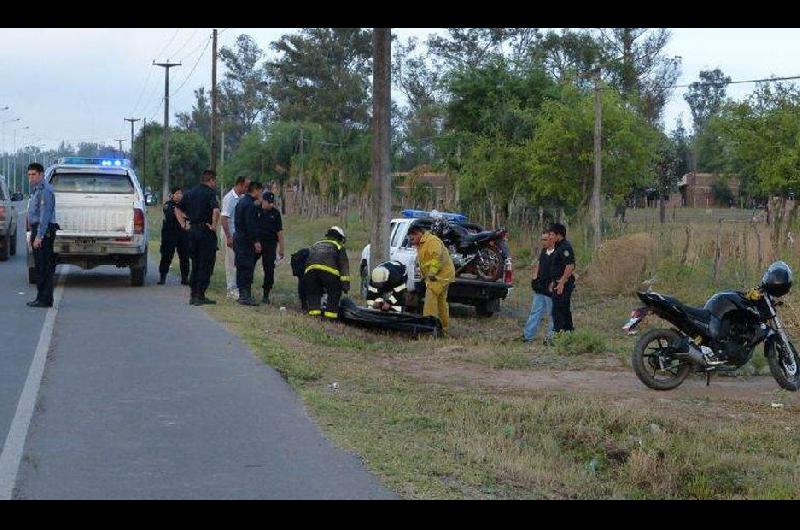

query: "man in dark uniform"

left=366, top=260, right=408, bottom=312
left=290, top=247, right=310, bottom=311
left=304, top=226, right=349, bottom=319
left=256, top=191, right=285, bottom=304
left=233, top=181, right=263, bottom=306
left=26, top=163, right=58, bottom=308
left=174, top=169, right=221, bottom=306
left=547, top=223, right=576, bottom=333
left=158, top=186, right=190, bottom=285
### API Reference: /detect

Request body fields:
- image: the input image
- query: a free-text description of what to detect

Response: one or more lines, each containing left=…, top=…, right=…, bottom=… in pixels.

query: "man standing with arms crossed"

left=407, top=222, right=455, bottom=333
left=221, top=176, right=250, bottom=300
left=26, top=163, right=58, bottom=308
left=175, top=169, right=221, bottom=306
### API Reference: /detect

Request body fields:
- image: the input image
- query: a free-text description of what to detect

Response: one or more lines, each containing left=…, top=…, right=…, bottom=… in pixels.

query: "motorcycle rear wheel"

left=475, top=247, right=503, bottom=281
left=766, top=339, right=800, bottom=391
left=632, top=328, right=691, bottom=390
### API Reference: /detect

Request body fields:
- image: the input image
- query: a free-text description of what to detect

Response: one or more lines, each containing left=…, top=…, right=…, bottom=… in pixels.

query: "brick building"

left=678, top=172, right=740, bottom=207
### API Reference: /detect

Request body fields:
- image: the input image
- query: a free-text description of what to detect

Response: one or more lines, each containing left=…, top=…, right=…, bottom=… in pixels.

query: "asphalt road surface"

left=0, top=205, right=394, bottom=499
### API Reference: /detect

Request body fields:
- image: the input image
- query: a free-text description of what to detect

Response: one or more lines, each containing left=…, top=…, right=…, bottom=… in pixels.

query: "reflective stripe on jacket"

left=417, top=232, right=455, bottom=285
left=304, top=239, right=350, bottom=281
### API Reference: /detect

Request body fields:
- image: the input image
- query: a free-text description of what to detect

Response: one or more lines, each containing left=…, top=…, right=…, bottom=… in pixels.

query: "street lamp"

left=1, top=117, right=20, bottom=185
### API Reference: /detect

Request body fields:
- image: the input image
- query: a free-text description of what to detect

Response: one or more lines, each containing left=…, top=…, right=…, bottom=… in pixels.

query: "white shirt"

left=221, top=188, right=242, bottom=235
left=546, top=248, right=555, bottom=256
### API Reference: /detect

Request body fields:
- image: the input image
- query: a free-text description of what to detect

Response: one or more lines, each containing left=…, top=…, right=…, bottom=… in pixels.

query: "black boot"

left=262, top=288, right=271, bottom=305
left=157, top=272, right=167, bottom=285
left=190, top=289, right=201, bottom=306
left=238, top=288, right=259, bottom=306
left=198, top=290, right=216, bottom=305
left=181, top=277, right=189, bottom=285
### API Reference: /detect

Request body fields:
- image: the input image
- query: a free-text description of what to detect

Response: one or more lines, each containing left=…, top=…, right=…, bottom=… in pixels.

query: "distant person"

left=256, top=191, right=285, bottom=305
left=407, top=222, right=455, bottom=332
left=26, top=163, right=58, bottom=308
left=547, top=223, right=576, bottom=333
left=290, top=247, right=310, bottom=311
left=175, top=169, right=221, bottom=306
left=221, top=176, right=250, bottom=300
left=522, top=231, right=555, bottom=344
left=157, top=186, right=190, bottom=285
left=367, top=260, right=408, bottom=313
left=304, top=226, right=349, bottom=319
left=233, top=181, right=263, bottom=306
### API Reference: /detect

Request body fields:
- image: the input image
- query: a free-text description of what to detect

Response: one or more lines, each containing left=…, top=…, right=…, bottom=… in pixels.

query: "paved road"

left=0, top=207, right=393, bottom=499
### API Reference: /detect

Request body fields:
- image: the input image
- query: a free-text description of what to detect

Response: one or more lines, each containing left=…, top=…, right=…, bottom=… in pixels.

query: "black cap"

left=262, top=191, right=275, bottom=203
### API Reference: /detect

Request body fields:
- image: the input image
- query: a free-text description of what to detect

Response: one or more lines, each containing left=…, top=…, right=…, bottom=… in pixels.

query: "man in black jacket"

left=158, top=186, right=190, bottom=285
left=548, top=222, right=576, bottom=333
left=290, top=247, right=310, bottom=311
left=523, top=231, right=555, bottom=343
left=256, top=191, right=284, bottom=305
left=233, top=181, right=263, bottom=306
left=304, top=226, right=349, bottom=319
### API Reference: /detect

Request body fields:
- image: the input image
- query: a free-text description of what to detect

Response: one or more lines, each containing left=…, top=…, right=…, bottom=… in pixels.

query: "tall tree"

left=684, top=68, right=731, bottom=132
left=176, top=87, right=212, bottom=142
left=599, top=28, right=682, bottom=125
left=218, top=34, right=272, bottom=154
left=426, top=28, right=513, bottom=71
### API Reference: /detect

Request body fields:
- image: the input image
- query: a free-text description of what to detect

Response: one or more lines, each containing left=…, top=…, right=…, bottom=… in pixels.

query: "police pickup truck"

left=27, top=157, right=149, bottom=286
left=360, top=210, right=513, bottom=317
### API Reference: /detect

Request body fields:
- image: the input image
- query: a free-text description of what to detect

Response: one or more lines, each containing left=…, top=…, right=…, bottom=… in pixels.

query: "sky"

left=0, top=27, right=798, bottom=152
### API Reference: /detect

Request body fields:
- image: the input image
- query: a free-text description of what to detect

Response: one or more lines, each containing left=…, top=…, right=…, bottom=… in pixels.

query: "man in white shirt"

left=221, top=176, right=250, bottom=299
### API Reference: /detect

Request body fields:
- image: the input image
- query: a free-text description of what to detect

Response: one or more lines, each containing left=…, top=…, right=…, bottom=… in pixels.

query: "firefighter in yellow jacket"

left=304, top=226, right=350, bottom=319
left=408, top=222, right=455, bottom=331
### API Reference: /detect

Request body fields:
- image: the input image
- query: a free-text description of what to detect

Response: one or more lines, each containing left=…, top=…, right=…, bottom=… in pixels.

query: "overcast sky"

left=0, top=27, right=798, bottom=152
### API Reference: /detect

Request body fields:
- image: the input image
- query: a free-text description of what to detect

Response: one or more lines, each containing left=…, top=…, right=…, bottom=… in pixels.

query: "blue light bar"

left=401, top=209, right=467, bottom=223
left=57, top=157, right=130, bottom=167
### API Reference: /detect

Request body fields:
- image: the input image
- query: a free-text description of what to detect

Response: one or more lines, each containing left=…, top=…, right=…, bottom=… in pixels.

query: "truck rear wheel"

left=10, top=228, right=16, bottom=256
left=475, top=299, right=500, bottom=317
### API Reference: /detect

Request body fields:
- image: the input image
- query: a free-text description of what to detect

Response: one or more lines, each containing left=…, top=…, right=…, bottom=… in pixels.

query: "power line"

left=671, top=74, right=800, bottom=89
left=130, top=29, right=182, bottom=117
left=155, top=28, right=181, bottom=61
left=172, top=35, right=212, bottom=97
left=172, top=28, right=200, bottom=59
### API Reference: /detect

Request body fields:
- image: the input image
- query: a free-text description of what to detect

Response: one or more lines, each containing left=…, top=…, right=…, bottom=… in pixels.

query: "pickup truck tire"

left=10, top=228, right=16, bottom=256
left=0, top=232, right=9, bottom=261
left=475, top=299, right=500, bottom=318
left=28, top=266, right=37, bottom=284
left=131, top=264, right=146, bottom=287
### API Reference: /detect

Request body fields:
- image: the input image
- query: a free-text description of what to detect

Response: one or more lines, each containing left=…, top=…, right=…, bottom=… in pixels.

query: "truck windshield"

left=50, top=172, right=134, bottom=194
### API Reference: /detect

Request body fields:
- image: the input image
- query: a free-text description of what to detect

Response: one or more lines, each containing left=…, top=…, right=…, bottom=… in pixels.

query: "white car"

left=27, top=157, right=149, bottom=286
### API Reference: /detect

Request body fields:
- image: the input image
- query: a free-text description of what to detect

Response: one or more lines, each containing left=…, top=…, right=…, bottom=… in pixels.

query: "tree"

left=267, top=28, right=373, bottom=132
left=599, top=28, right=682, bottom=125
left=426, top=28, right=513, bottom=71
left=520, top=29, right=606, bottom=82
left=176, top=87, right=212, bottom=142
left=132, top=122, right=210, bottom=194
left=218, top=34, right=272, bottom=154
left=684, top=68, right=731, bottom=132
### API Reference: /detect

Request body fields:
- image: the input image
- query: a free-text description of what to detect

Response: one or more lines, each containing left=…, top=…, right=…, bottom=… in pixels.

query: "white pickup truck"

left=361, top=212, right=514, bottom=317
left=0, top=175, right=19, bottom=261
left=27, top=157, right=149, bottom=286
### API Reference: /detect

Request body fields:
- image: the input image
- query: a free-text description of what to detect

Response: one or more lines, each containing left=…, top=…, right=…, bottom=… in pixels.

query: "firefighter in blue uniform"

left=174, top=169, right=221, bottom=306
left=304, top=226, right=349, bottom=319
left=233, top=181, right=263, bottom=306
left=158, top=186, right=190, bottom=285
left=366, top=260, right=408, bottom=312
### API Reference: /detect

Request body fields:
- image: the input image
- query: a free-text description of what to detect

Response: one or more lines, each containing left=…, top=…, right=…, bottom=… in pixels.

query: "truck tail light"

left=133, top=208, right=145, bottom=234
left=504, top=258, right=513, bottom=285
left=0, top=205, right=5, bottom=223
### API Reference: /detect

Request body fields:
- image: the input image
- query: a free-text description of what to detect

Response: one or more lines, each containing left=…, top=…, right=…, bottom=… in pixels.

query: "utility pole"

left=298, top=127, right=304, bottom=215
left=115, top=138, right=126, bottom=155
left=591, top=67, right=603, bottom=250
left=153, top=60, right=181, bottom=204
left=142, top=118, right=147, bottom=195
left=210, top=29, right=218, bottom=171
left=124, top=117, right=140, bottom=161
left=370, top=28, right=392, bottom=269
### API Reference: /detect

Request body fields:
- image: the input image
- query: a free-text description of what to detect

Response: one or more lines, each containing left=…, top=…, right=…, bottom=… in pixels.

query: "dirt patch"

left=391, top=356, right=800, bottom=408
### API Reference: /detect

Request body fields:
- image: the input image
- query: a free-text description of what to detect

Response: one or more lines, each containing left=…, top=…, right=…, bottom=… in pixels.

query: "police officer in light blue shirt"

left=27, top=162, right=58, bottom=307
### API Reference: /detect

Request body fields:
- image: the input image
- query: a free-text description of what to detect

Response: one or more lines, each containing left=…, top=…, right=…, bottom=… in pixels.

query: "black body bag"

left=337, top=297, right=442, bottom=336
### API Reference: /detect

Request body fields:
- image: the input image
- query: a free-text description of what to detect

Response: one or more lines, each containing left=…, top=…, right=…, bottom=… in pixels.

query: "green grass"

left=149, top=207, right=800, bottom=499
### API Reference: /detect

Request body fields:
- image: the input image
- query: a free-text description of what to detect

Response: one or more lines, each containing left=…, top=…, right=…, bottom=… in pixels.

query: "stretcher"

left=337, top=297, right=442, bottom=336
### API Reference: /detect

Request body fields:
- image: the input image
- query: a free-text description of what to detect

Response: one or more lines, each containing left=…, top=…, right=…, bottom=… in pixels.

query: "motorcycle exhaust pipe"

left=672, top=345, right=708, bottom=367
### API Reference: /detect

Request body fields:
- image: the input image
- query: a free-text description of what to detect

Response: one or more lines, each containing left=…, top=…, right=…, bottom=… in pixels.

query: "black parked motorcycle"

left=430, top=217, right=509, bottom=281
left=624, top=261, right=800, bottom=391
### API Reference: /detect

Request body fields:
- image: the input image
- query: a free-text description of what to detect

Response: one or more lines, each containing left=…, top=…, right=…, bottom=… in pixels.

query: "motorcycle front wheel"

left=766, top=338, right=800, bottom=391
left=632, top=328, right=691, bottom=390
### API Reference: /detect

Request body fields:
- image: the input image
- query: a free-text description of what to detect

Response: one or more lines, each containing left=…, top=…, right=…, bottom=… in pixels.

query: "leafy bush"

left=551, top=329, right=608, bottom=355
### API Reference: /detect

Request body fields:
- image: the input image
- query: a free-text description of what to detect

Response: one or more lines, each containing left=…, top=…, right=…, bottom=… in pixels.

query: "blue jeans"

left=523, top=292, right=554, bottom=341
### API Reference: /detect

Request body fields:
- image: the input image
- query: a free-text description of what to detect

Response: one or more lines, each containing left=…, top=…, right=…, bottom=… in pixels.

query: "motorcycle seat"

left=661, top=295, right=712, bottom=323
left=462, top=230, right=500, bottom=244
